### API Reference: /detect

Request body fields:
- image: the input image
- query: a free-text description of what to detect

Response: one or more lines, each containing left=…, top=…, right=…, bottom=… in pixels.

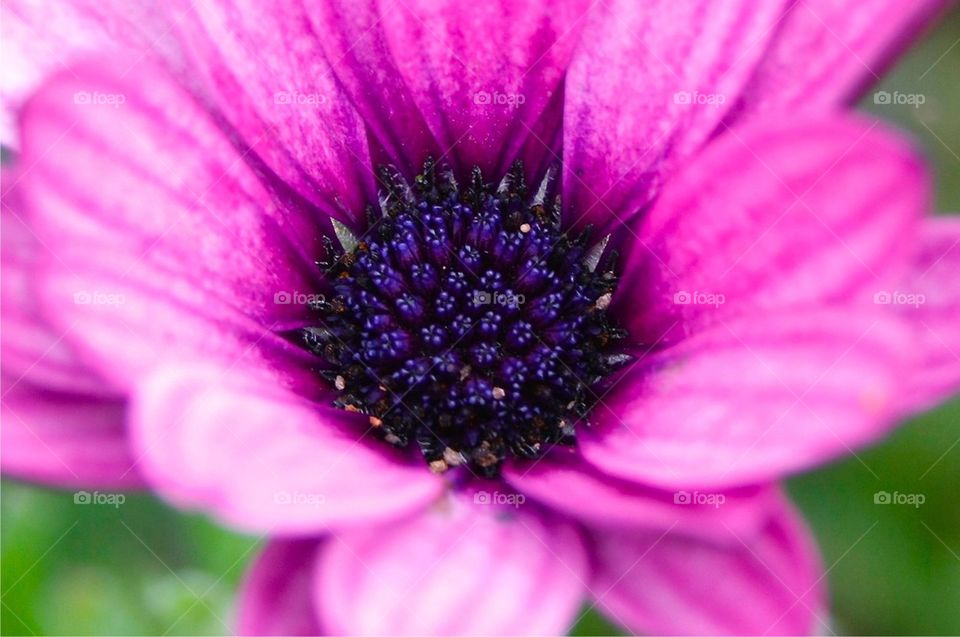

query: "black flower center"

left=302, top=160, right=629, bottom=477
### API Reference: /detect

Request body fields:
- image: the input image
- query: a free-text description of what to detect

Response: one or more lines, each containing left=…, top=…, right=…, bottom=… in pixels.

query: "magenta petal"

left=1, top=184, right=112, bottom=396
left=590, top=490, right=825, bottom=635
left=337, top=0, right=591, bottom=176
left=237, top=539, right=322, bottom=636
left=617, top=115, right=927, bottom=345
left=0, top=0, right=185, bottom=146
left=17, top=60, right=324, bottom=391
left=5, top=0, right=374, bottom=222
left=727, top=0, right=946, bottom=123
left=168, top=0, right=375, bottom=222
left=1, top=178, right=136, bottom=489
left=897, top=216, right=960, bottom=413
left=306, top=0, right=437, bottom=178
left=580, top=307, right=912, bottom=490
left=562, top=0, right=783, bottom=230
left=1, top=379, right=139, bottom=489
left=316, top=493, right=586, bottom=635
left=504, top=455, right=776, bottom=539
left=130, top=362, right=443, bottom=534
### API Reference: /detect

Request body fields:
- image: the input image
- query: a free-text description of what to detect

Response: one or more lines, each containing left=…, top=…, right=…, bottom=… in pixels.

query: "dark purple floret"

left=302, top=160, right=629, bottom=477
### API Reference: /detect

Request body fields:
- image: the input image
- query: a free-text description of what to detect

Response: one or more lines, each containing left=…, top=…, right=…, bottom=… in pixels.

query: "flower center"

left=303, top=160, right=629, bottom=477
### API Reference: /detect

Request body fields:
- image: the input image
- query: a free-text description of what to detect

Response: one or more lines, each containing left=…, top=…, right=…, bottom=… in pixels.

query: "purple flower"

left=2, top=1, right=958, bottom=635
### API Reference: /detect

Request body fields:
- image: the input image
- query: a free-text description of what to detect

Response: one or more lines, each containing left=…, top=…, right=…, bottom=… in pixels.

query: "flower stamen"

left=302, top=160, right=630, bottom=476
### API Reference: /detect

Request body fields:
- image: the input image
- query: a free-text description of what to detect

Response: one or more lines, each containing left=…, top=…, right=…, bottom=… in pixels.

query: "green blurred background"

left=2, top=10, right=959, bottom=636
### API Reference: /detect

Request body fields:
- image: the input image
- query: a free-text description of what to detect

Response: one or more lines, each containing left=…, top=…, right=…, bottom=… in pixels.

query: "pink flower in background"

left=2, top=1, right=959, bottom=635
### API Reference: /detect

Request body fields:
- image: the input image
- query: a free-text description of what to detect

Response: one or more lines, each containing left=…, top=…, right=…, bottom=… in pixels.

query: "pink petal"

left=305, top=0, right=437, bottom=178
left=1, top=378, right=139, bottom=488
left=1, top=180, right=112, bottom=396
left=504, top=454, right=777, bottom=539
left=130, top=362, right=443, bottom=534
left=167, top=0, right=375, bottom=222
left=316, top=492, right=587, bottom=635
left=237, top=539, right=323, bottom=636
left=17, top=60, right=324, bottom=392
left=4, top=1, right=373, bottom=221
left=317, top=0, right=591, bottom=177
left=1, top=181, right=136, bottom=489
left=897, top=216, right=960, bottom=413
left=617, top=114, right=927, bottom=346
left=580, top=307, right=912, bottom=489
left=562, top=0, right=784, bottom=230
left=0, top=0, right=186, bottom=147
left=726, top=0, right=946, bottom=124
left=590, top=490, right=826, bottom=635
